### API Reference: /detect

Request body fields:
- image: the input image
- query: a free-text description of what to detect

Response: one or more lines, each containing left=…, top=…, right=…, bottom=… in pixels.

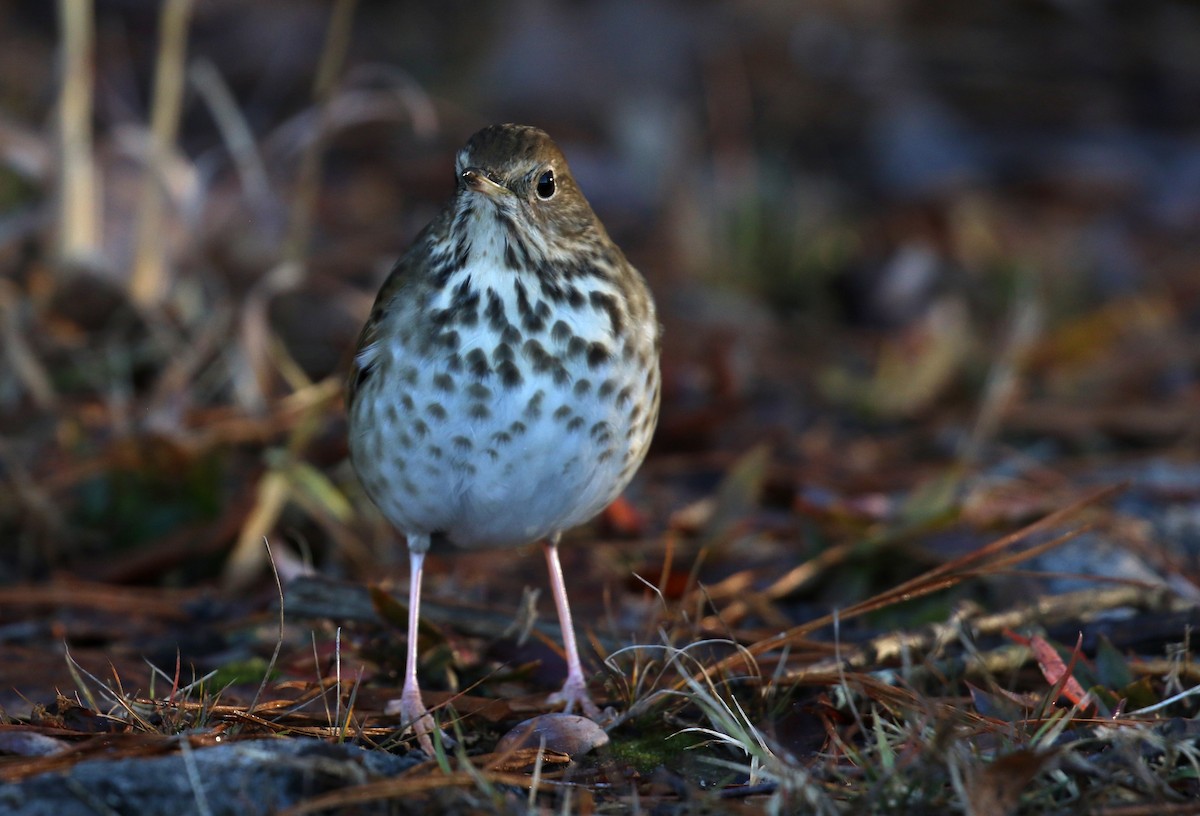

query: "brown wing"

left=346, top=247, right=419, bottom=408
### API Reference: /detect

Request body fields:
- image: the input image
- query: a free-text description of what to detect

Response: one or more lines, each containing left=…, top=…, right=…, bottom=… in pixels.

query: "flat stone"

left=0, top=737, right=420, bottom=816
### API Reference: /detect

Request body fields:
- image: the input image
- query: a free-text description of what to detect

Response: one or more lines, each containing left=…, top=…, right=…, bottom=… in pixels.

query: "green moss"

left=606, top=722, right=710, bottom=775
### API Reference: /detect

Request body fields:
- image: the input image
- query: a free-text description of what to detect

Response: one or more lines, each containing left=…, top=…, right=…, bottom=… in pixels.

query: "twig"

left=689, top=484, right=1126, bottom=686
left=188, top=58, right=274, bottom=214
left=55, top=0, right=99, bottom=265
left=130, top=0, right=194, bottom=307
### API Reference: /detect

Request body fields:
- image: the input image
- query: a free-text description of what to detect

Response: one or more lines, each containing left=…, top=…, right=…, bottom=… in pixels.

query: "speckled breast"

left=349, top=260, right=659, bottom=551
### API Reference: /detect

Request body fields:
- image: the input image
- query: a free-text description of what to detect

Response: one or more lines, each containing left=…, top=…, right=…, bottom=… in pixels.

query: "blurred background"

left=0, top=0, right=1198, bottom=612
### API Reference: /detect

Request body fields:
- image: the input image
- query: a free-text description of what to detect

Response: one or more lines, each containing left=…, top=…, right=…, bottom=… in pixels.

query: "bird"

left=347, top=123, right=660, bottom=752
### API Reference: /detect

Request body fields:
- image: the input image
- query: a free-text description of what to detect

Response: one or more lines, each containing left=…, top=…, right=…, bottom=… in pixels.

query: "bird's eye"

left=536, top=170, right=556, bottom=200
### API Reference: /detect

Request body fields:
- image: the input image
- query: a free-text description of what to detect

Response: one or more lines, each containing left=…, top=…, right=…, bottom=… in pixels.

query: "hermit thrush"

left=347, top=124, right=660, bottom=752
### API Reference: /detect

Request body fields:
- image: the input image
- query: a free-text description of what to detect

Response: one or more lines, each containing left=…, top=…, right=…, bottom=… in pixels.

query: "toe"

left=548, top=676, right=602, bottom=721
left=386, top=690, right=454, bottom=753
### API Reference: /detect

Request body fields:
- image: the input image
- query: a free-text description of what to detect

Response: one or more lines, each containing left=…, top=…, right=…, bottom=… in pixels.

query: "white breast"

left=349, top=252, right=652, bottom=550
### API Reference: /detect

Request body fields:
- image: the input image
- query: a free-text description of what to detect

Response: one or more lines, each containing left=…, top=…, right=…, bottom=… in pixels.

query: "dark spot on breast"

left=589, top=291, right=624, bottom=334
left=433, top=373, right=455, bottom=393
left=510, top=420, right=527, bottom=435
left=617, top=385, right=633, bottom=406
left=427, top=403, right=448, bottom=421
left=485, top=289, right=507, bottom=331
left=400, top=394, right=415, bottom=411
left=523, top=339, right=554, bottom=372
left=399, top=366, right=419, bottom=386
left=439, top=330, right=460, bottom=351
left=566, top=416, right=585, bottom=432
left=525, top=391, right=544, bottom=419
left=428, top=445, right=443, bottom=459
left=446, top=353, right=463, bottom=373
left=451, top=278, right=477, bottom=309
left=566, top=337, right=587, bottom=359
left=452, top=436, right=473, bottom=452
left=573, top=379, right=592, bottom=397
left=483, top=447, right=500, bottom=462
left=551, top=320, right=572, bottom=344
left=516, top=280, right=533, bottom=318
left=466, top=348, right=492, bottom=378
left=541, top=277, right=566, bottom=304
left=493, top=343, right=514, bottom=363
left=498, top=360, right=524, bottom=388
left=586, top=342, right=611, bottom=369
left=470, top=403, right=491, bottom=419
left=467, top=382, right=492, bottom=400
left=553, top=405, right=572, bottom=421
left=566, top=287, right=584, bottom=308
left=433, top=265, right=454, bottom=289
left=552, top=365, right=571, bottom=386
left=385, top=404, right=399, bottom=424
left=491, top=431, right=512, bottom=446
left=522, top=307, right=546, bottom=333
left=412, top=419, right=429, bottom=438
left=598, top=379, right=617, bottom=399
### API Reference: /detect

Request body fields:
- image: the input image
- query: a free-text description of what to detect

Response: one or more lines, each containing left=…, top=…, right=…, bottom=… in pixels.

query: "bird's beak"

left=461, top=167, right=509, bottom=197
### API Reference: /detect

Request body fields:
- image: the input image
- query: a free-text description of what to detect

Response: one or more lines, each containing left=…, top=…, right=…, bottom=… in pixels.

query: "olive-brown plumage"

left=348, top=124, right=660, bottom=752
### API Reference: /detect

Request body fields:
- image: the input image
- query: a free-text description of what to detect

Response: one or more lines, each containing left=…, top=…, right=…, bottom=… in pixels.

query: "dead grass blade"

left=692, top=482, right=1126, bottom=685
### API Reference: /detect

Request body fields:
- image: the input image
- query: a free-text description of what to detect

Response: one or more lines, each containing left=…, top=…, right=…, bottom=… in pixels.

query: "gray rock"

left=0, top=737, right=420, bottom=816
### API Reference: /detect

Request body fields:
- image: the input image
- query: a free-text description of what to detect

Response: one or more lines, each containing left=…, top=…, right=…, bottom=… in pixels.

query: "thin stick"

left=56, top=0, right=99, bottom=264
left=130, top=0, right=194, bottom=307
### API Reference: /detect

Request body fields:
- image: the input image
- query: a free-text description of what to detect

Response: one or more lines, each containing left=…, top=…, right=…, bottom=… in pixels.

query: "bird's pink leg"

left=384, top=542, right=451, bottom=753
left=543, top=536, right=602, bottom=719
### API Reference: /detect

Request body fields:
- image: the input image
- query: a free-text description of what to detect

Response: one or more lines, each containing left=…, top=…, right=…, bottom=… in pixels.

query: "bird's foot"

left=385, top=688, right=454, bottom=755
left=547, top=673, right=604, bottom=721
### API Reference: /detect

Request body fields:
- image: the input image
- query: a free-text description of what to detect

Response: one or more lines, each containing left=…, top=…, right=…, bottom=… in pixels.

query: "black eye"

left=536, top=170, right=556, bottom=199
